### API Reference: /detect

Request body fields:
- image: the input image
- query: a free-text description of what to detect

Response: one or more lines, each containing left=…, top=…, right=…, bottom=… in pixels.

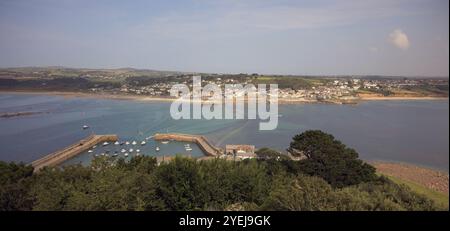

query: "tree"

left=153, top=157, right=208, bottom=210
left=288, top=130, right=376, bottom=187
left=261, top=175, right=336, bottom=211
left=255, top=147, right=290, bottom=160
left=0, top=161, right=34, bottom=210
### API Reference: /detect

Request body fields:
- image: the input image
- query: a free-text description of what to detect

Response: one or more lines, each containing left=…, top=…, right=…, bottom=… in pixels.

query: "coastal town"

left=0, top=67, right=448, bottom=103
left=90, top=74, right=449, bottom=102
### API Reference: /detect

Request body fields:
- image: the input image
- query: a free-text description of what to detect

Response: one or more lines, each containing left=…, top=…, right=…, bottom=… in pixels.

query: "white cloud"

left=389, top=29, right=410, bottom=50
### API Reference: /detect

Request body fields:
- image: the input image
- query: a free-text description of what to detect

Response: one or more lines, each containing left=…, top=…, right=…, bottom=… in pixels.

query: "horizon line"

left=0, top=65, right=448, bottom=79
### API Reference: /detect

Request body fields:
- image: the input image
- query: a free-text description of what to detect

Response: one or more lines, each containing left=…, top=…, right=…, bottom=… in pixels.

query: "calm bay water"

left=0, top=93, right=448, bottom=171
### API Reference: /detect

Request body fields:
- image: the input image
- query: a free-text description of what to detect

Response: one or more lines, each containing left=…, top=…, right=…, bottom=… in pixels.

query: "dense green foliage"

left=0, top=158, right=441, bottom=211
left=0, top=130, right=443, bottom=211
left=288, top=130, right=377, bottom=187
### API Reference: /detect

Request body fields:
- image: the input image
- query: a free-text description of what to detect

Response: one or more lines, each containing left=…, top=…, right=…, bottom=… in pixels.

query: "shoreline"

left=359, top=96, right=448, bottom=101
left=1, top=89, right=448, bottom=104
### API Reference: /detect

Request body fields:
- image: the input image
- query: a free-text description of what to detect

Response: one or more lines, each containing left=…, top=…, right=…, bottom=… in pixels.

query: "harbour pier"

left=31, top=134, right=118, bottom=172
left=153, top=133, right=222, bottom=156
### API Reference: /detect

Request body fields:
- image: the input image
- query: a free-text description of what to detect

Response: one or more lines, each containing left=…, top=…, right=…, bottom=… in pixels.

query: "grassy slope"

left=383, top=174, right=449, bottom=209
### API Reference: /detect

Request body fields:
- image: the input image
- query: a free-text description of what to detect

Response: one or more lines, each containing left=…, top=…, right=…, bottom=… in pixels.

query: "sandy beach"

left=359, top=96, right=448, bottom=101
left=1, top=89, right=447, bottom=104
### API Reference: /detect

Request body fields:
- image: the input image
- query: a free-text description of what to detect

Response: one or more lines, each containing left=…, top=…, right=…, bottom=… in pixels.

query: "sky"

left=0, top=0, right=448, bottom=77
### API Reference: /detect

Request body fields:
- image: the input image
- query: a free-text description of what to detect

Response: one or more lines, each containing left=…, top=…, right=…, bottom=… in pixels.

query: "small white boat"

left=141, top=141, right=146, bottom=145
left=136, top=149, right=140, bottom=153
left=121, top=149, right=126, bottom=153
left=125, top=141, right=130, bottom=145
left=112, top=153, right=118, bottom=157
left=124, top=153, right=129, bottom=157
left=94, top=154, right=99, bottom=157
left=185, top=147, right=192, bottom=151
left=161, top=140, right=169, bottom=144
left=132, top=141, right=137, bottom=145
left=92, top=145, right=97, bottom=149
left=114, top=141, right=120, bottom=145
left=156, top=146, right=160, bottom=151
left=88, top=150, right=93, bottom=153
left=82, top=125, right=89, bottom=129
left=102, top=142, right=109, bottom=146
left=100, top=153, right=105, bottom=156
left=129, top=148, right=134, bottom=152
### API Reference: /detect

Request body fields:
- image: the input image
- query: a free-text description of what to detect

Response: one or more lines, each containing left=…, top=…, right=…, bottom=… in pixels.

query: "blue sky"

left=0, top=0, right=448, bottom=76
